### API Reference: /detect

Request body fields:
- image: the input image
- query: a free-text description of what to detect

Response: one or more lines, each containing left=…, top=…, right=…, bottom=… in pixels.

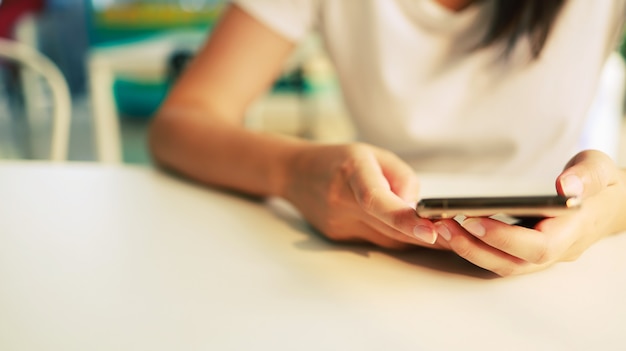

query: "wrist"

left=271, top=136, right=313, bottom=199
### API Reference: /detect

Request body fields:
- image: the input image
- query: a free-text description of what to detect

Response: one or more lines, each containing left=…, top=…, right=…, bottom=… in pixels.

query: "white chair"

left=0, top=37, right=71, bottom=161
left=87, top=30, right=206, bottom=163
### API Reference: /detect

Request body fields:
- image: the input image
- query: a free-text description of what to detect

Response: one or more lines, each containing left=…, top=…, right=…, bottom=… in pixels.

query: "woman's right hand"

left=282, top=142, right=441, bottom=249
left=149, top=5, right=439, bottom=251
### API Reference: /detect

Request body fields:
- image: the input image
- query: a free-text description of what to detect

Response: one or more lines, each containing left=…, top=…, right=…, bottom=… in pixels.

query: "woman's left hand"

left=433, top=150, right=626, bottom=277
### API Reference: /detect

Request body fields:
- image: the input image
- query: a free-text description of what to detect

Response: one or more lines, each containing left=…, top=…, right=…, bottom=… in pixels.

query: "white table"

left=0, top=162, right=625, bottom=351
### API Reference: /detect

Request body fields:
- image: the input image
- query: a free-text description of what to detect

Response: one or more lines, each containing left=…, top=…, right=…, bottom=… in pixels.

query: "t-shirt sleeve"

left=231, top=0, right=319, bottom=42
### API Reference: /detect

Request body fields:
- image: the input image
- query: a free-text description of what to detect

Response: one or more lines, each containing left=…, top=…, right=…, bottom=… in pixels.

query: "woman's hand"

left=434, top=150, right=626, bottom=276
left=283, top=142, right=440, bottom=249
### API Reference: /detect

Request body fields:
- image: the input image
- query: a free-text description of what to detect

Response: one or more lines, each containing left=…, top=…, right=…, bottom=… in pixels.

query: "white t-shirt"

left=234, top=0, right=625, bottom=180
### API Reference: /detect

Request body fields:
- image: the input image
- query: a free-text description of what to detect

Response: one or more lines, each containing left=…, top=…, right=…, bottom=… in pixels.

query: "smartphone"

left=415, top=195, right=581, bottom=219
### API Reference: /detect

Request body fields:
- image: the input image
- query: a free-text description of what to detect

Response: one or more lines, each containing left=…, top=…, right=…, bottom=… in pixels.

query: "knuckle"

left=531, top=241, right=559, bottom=265
left=338, top=156, right=358, bottom=178
left=493, top=231, right=516, bottom=250
left=323, top=183, right=342, bottom=208
left=389, top=212, right=406, bottom=229
left=357, top=187, right=380, bottom=213
left=591, top=162, right=611, bottom=188
left=572, top=150, right=615, bottom=191
left=342, top=143, right=370, bottom=162
left=452, top=236, right=474, bottom=259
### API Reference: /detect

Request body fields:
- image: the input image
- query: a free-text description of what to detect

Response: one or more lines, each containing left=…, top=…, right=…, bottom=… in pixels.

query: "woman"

left=148, top=0, right=626, bottom=276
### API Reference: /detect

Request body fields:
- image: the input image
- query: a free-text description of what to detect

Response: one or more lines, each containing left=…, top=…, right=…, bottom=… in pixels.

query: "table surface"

left=0, top=162, right=625, bottom=351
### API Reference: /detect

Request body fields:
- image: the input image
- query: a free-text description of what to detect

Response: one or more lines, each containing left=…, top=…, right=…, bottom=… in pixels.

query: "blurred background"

left=0, top=0, right=623, bottom=165
left=0, top=0, right=354, bottom=164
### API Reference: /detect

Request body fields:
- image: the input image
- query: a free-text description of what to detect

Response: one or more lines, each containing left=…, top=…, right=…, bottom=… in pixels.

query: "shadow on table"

left=159, top=172, right=498, bottom=279
left=266, top=197, right=497, bottom=280
left=295, top=229, right=497, bottom=280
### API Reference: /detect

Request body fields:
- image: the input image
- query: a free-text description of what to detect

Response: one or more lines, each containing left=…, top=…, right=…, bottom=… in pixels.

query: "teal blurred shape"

left=113, top=77, right=169, bottom=120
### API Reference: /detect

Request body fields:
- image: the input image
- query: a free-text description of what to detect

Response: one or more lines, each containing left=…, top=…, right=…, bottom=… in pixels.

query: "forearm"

left=148, top=108, right=308, bottom=198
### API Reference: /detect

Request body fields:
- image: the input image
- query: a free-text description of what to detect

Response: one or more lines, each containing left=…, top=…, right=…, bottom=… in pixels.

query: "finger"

left=459, top=217, right=570, bottom=265
left=373, top=148, right=421, bottom=204
left=557, top=150, right=619, bottom=198
left=435, top=220, right=537, bottom=277
left=334, top=221, right=413, bottom=250
left=346, top=152, right=437, bottom=244
left=365, top=217, right=448, bottom=249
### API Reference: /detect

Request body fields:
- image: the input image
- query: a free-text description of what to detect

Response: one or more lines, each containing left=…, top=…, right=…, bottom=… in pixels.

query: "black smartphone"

left=416, top=195, right=581, bottom=219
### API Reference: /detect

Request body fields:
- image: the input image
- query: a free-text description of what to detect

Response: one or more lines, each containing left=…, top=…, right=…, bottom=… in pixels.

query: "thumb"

left=373, top=148, right=421, bottom=205
left=556, top=150, right=618, bottom=199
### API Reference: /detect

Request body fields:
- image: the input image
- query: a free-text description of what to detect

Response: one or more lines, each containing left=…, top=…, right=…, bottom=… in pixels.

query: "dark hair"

left=482, top=0, right=567, bottom=58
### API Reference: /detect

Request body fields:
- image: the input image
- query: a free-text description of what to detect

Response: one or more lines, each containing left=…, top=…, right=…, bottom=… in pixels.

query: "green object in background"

left=111, top=47, right=196, bottom=120
left=87, top=1, right=225, bottom=120
left=113, top=77, right=170, bottom=120
left=87, top=1, right=225, bottom=45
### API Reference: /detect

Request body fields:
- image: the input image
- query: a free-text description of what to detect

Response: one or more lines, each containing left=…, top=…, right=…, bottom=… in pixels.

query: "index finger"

left=347, top=152, right=437, bottom=243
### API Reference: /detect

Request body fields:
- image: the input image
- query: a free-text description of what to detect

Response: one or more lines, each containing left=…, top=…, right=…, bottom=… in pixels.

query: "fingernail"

left=413, top=225, right=437, bottom=244
left=462, top=219, right=485, bottom=237
left=561, top=174, right=584, bottom=197
left=434, top=222, right=451, bottom=241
